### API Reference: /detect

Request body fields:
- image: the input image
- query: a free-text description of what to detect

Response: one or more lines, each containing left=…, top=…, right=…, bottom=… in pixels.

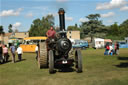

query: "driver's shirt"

left=46, top=29, right=56, bottom=38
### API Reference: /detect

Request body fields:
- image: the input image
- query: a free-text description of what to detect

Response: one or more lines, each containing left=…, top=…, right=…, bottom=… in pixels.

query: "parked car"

left=118, top=42, right=128, bottom=48
left=72, top=40, right=89, bottom=49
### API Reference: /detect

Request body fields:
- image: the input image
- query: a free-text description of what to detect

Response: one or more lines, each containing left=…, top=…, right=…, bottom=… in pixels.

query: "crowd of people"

left=0, top=26, right=56, bottom=64
left=104, top=42, right=119, bottom=55
left=0, top=42, right=23, bottom=64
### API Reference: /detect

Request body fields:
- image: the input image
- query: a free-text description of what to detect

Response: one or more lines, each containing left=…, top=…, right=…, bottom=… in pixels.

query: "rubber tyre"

left=75, top=49, right=82, bottom=73
left=49, top=50, right=54, bottom=74
left=38, top=42, right=48, bottom=69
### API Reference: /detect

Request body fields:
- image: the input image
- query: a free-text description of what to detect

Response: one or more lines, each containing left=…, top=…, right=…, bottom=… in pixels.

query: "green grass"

left=0, top=48, right=128, bottom=85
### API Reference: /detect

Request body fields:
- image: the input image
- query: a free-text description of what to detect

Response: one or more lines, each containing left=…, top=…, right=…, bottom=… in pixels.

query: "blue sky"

left=0, top=0, right=128, bottom=32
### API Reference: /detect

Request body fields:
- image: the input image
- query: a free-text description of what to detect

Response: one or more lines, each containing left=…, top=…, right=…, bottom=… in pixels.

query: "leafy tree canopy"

left=29, top=15, right=54, bottom=36
left=0, top=25, right=5, bottom=35
left=119, top=19, right=128, bottom=37
left=67, top=24, right=80, bottom=31
left=8, top=24, right=13, bottom=33
left=80, top=14, right=106, bottom=41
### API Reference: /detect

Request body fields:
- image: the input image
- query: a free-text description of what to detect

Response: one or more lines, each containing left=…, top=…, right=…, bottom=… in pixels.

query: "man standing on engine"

left=46, top=26, right=56, bottom=38
left=46, top=26, right=56, bottom=51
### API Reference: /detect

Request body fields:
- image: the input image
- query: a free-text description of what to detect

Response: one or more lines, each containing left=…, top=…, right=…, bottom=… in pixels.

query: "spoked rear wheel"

left=49, top=50, right=54, bottom=74
left=75, top=49, right=82, bottom=73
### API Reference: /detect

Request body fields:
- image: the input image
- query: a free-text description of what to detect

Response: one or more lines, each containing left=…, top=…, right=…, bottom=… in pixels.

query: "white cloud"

left=79, top=18, right=89, bottom=22
left=96, top=0, right=128, bottom=10
left=12, top=22, right=21, bottom=30
left=65, top=16, right=73, bottom=21
left=101, top=12, right=115, bottom=18
left=120, top=6, right=128, bottom=11
left=56, top=0, right=68, bottom=2
left=0, top=8, right=23, bottom=17
left=26, top=13, right=33, bottom=17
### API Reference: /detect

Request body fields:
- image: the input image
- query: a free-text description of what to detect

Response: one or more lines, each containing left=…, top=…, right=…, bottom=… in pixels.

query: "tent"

left=104, top=39, right=112, bottom=45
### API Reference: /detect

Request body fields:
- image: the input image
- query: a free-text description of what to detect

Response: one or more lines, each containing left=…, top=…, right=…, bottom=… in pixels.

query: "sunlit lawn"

left=0, top=48, right=128, bottom=85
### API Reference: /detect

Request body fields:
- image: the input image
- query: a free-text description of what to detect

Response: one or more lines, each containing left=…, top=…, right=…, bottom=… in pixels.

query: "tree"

left=0, top=25, right=5, bottom=35
left=80, top=14, right=106, bottom=42
left=105, top=22, right=121, bottom=40
left=106, top=19, right=128, bottom=40
left=86, top=14, right=100, bottom=21
left=29, top=15, right=54, bottom=36
left=67, top=24, right=80, bottom=31
left=120, top=19, right=128, bottom=26
left=67, top=26, right=79, bottom=31
left=119, top=19, right=128, bottom=37
left=108, top=22, right=119, bottom=35
left=8, top=24, right=13, bottom=33
left=75, top=23, right=78, bottom=28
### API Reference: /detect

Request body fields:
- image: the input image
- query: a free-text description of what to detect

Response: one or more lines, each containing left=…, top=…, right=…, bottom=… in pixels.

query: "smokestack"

left=58, top=8, right=65, bottom=31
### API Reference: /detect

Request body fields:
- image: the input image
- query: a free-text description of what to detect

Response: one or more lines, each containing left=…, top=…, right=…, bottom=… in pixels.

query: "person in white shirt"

left=35, top=44, right=39, bottom=60
left=17, top=46, right=23, bottom=61
left=109, top=43, right=113, bottom=55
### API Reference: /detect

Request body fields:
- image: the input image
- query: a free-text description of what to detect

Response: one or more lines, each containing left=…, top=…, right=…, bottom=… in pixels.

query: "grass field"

left=0, top=48, right=128, bottom=85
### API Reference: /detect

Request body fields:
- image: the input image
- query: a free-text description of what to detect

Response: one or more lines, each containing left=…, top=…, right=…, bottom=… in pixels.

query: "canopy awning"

left=104, top=39, right=112, bottom=42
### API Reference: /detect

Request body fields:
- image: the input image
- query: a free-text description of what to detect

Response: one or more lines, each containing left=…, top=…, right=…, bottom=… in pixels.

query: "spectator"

left=10, top=43, right=16, bottom=63
left=0, top=43, right=3, bottom=63
left=3, top=45, right=9, bottom=62
left=115, top=42, right=119, bottom=55
left=35, top=44, right=39, bottom=60
left=16, top=45, right=23, bottom=61
left=104, top=43, right=109, bottom=55
left=109, top=43, right=113, bottom=55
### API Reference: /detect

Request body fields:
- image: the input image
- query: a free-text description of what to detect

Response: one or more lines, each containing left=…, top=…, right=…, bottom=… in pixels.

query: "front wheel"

left=49, top=50, right=54, bottom=74
left=75, top=49, right=82, bottom=73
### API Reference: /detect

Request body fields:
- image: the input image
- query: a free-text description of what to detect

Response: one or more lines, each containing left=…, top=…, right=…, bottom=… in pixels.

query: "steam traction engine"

left=38, top=8, right=82, bottom=74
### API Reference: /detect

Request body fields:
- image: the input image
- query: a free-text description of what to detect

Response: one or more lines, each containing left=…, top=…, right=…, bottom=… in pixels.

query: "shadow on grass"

left=118, top=56, right=128, bottom=60
left=15, top=59, right=26, bottom=63
left=58, top=68, right=75, bottom=73
left=40, top=67, right=75, bottom=74
left=115, top=62, right=128, bottom=68
left=0, top=60, right=12, bottom=65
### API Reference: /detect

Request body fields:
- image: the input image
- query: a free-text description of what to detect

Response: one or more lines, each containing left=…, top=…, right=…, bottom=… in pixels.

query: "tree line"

left=1, top=14, right=128, bottom=41
left=67, top=14, right=128, bottom=41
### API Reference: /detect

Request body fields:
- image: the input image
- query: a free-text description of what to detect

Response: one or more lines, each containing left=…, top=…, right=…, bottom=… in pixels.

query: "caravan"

left=93, top=38, right=104, bottom=49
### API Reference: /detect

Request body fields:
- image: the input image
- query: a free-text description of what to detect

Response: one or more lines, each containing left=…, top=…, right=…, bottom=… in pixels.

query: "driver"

left=46, top=26, right=56, bottom=38
left=46, top=26, right=56, bottom=51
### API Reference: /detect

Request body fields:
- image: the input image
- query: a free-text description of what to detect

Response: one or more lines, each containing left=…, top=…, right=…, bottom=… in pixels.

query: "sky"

left=0, top=0, right=128, bottom=32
